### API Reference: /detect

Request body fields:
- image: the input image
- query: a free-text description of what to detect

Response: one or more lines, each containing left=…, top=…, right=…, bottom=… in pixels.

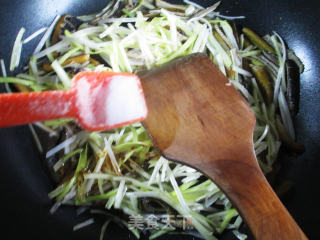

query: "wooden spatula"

left=139, top=53, right=307, bottom=240
left=0, top=71, right=147, bottom=131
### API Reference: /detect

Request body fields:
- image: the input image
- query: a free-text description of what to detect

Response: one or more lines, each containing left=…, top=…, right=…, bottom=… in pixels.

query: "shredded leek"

left=10, top=27, right=25, bottom=71
left=1, top=1, right=303, bottom=239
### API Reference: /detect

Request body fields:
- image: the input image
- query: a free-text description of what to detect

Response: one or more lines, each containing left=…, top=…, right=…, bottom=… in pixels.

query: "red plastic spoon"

left=0, top=71, right=148, bottom=131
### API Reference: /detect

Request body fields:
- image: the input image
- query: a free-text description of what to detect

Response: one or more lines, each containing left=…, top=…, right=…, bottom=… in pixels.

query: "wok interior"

left=0, top=0, right=319, bottom=239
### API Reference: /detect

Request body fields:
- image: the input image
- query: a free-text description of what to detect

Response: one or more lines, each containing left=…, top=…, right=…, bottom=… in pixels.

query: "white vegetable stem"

left=10, top=27, right=25, bottom=71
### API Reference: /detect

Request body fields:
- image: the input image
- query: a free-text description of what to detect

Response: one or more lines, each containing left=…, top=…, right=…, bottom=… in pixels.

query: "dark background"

left=0, top=0, right=319, bottom=239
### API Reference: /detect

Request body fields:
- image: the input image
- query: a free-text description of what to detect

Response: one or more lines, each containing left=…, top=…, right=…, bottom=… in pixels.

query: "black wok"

left=0, top=0, right=319, bottom=239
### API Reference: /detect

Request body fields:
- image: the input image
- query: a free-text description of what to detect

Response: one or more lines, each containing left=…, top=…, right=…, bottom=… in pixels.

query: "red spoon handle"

left=0, top=90, right=76, bottom=127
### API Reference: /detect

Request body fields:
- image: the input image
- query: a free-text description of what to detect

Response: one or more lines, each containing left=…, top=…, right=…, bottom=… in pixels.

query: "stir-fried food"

left=0, top=1, right=304, bottom=239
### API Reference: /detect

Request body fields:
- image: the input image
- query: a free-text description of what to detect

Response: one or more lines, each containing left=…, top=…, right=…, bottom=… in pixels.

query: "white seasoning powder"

left=75, top=74, right=146, bottom=128
left=106, top=75, right=146, bottom=126
left=76, top=77, right=95, bottom=125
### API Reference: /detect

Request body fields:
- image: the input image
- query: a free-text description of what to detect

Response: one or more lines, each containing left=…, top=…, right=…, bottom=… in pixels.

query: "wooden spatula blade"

left=140, top=53, right=256, bottom=169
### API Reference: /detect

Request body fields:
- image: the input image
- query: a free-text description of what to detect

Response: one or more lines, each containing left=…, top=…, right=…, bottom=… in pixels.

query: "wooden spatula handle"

left=0, top=90, right=75, bottom=127
left=207, top=156, right=308, bottom=240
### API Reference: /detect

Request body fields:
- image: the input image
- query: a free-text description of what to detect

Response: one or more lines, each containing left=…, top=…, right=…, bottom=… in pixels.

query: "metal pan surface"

left=0, top=0, right=319, bottom=239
